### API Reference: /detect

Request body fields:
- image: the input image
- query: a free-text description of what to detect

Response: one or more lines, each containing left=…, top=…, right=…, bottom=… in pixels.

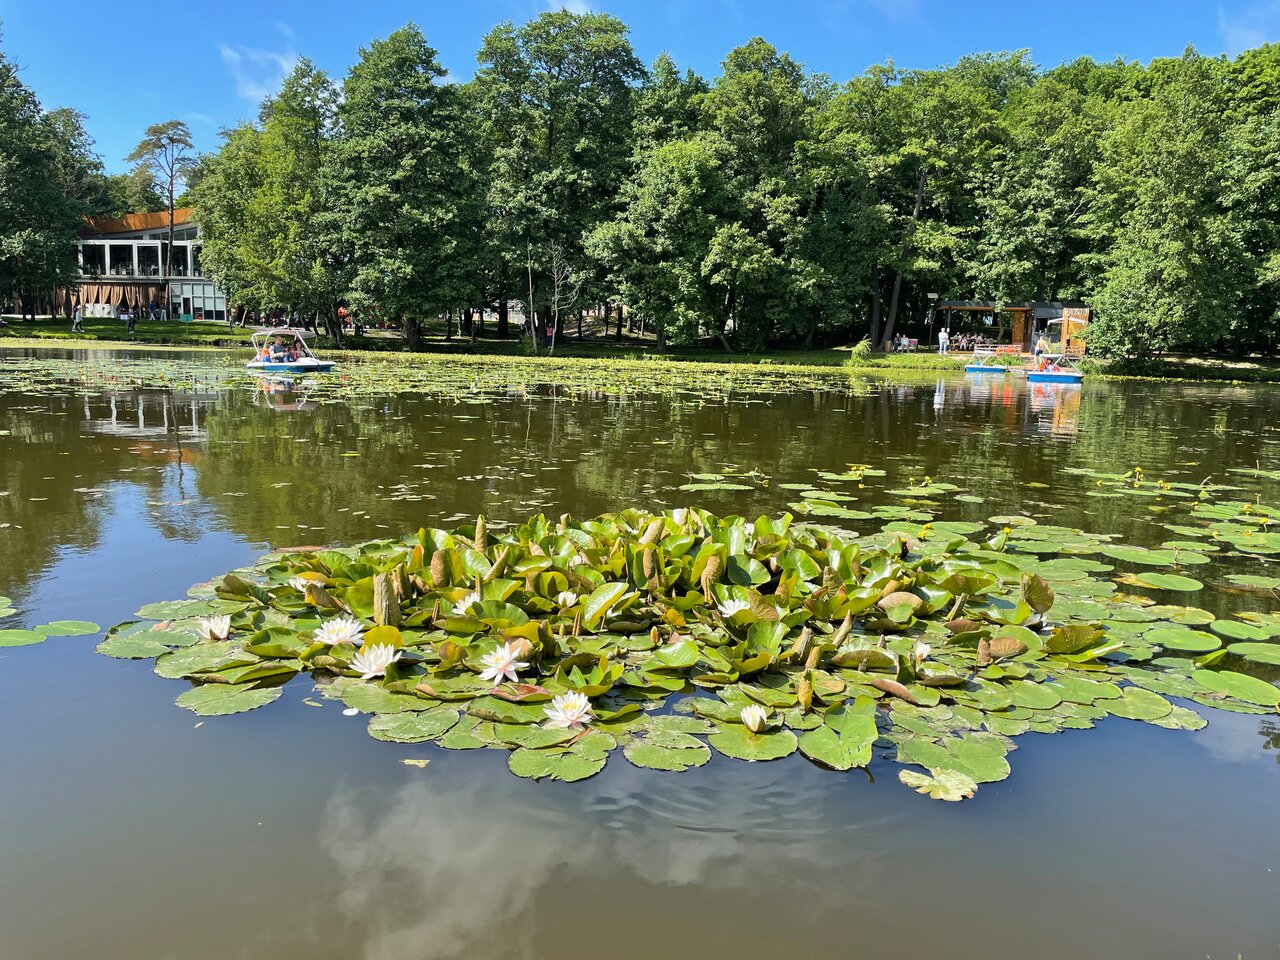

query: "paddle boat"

left=246, top=328, right=337, bottom=375
left=965, top=347, right=1011, bottom=374
left=1026, top=352, right=1084, bottom=384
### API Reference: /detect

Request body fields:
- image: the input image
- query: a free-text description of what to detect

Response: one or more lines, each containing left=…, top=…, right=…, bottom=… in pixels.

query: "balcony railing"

left=79, top=265, right=203, bottom=279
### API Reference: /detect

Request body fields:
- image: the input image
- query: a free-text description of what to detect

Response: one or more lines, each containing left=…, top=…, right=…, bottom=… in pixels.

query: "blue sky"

left=3, top=0, right=1279, bottom=172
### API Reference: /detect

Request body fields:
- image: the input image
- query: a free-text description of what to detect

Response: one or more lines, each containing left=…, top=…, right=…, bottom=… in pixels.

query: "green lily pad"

left=1104, top=687, right=1174, bottom=721
left=0, top=628, right=46, bottom=647
left=96, top=632, right=176, bottom=659
left=1192, top=669, right=1280, bottom=707
left=898, top=767, right=978, bottom=801
left=508, top=744, right=609, bottom=782
left=1226, top=642, right=1280, bottom=665
left=1144, top=627, right=1221, bottom=653
left=368, top=708, right=461, bottom=743
left=35, top=620, right=100, bottom=637
left=708, top=723, right=798, bottom=761
left=175, top=683, right=282, bottom=716
left=623, top=739, right=712, bottom=771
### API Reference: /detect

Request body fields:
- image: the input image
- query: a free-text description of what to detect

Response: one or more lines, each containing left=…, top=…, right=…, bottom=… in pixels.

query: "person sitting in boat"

left=269, top=337, right=289, bottom=360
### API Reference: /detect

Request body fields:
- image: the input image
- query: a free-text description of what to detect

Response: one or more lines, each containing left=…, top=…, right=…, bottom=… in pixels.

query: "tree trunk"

left=497, top=298, right=509, bottom=338
left=402, top=315, right=421, bottom=351
left=444, top=310, right=453, bottom=341
left=881, top=165, right=927, bottom=349
left=576, top=308, right=583, bottom=339
left=870, top=286, right=882, bottom=350
left=655, top=316, right=667, bottom=352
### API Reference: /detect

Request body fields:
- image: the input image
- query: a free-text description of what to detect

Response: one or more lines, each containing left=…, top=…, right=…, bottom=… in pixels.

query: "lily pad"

left=898, top=767, right=978, bottom=802
left=0, top=628, right=46, bottom=647
left=707, top=723, right=798, bottom=761
left=175, top=683, right=283, bottom=716
left=35, top=620, right=100, bottom=637
left=368, top=708, right=461, bottom=743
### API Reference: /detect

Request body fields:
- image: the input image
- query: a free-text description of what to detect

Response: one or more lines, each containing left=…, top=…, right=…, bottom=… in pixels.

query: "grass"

left=5, top=314, right=1279, bottom=383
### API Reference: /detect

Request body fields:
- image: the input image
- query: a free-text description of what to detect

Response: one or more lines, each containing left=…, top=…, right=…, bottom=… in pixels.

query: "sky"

left=3, top=0, right=1280, bottom=172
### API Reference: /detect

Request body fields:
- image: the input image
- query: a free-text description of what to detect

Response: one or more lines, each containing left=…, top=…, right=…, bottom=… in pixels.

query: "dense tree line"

left=6, top=14, right=1280, bottom=357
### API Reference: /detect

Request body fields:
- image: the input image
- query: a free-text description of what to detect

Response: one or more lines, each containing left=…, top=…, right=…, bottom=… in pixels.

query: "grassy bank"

left=4, top=315, right=1278, bottom=383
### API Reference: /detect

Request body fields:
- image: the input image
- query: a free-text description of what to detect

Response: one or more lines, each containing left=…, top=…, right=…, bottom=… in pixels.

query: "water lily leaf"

left=708, top=723, right=798, bottom=761
left=0, top=628, right=46, bottom=647
left=1020, top=573, right=1055, bottom=614
left=153, top=641, right=251, bottom=679
left=1099, top=545, right=1181, bottom=566
left=1104, top=687, right=1173, bottom=721
left=898, top=767, right=978, bottom=802
left=1192, top=669, right=1280, bottom=707
left=1149, top=705, right=1208, bottom=731
left=36, top=620, right=100, bottom=637
left=1145, top=626, right=1220, bottom=653
left=96, top=631, right=175, bottom=659
left=175, top=683, right=282, bottom=716
left=582, top=582, right=628, bottom=629
left=367, top=707, right=460, bottom=743
left=507, top=745, right=608, bottom=782
left=1123, top=572, right=1203, bottom=592
left=135, top=599, right=222, bottom=620
left=623, top=739, right=711, bottom=771
left=798, top=715, right=875, bottom=770
left=1226, top=642, right=1280, bottom=665
left=344, top=684, right=435, bottom=714
left=1210, top=620, right=1269, bottom=641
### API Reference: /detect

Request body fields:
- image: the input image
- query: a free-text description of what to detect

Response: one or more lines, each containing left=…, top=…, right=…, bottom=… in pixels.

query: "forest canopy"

left=4, top=14, right=1280, bottom=358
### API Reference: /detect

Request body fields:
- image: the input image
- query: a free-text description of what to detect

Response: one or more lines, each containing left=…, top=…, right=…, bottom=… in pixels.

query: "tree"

left=472, top=10, right=644, bottom=343
left=0, top=39, right=83, bottom=319
left=125, top=120, right=196, bottom=310
left=326, top=24, right=471, bottom=348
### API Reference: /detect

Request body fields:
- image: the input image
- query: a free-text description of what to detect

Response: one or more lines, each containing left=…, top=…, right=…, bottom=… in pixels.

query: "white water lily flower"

left=351, top=642, right=402, bottom=680
left=288, top=577, right=313, bottom=592
left=718, top=598, right=750, bottom=619
left=197, top=615, right=232, bottom=642
left=555, top=590, right=579, bottom=608
left=913, top=641, right=932, bottom=664
left=544, top=691, right=593, bottom=729
left=313, top=616, right=364, bottom=647
left=457, top=590, right=482, bottom=613
left=479, top=642, right=530, bottom=686
left=740, top=703, right=768, bottom=733
left=567, top=554, right=585, bottom=568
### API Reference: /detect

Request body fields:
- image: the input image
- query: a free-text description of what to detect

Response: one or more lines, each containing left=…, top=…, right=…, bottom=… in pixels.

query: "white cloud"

left=219, top=32, right=299, bottom=104
left=1219, top=1, right=1280, bottom=54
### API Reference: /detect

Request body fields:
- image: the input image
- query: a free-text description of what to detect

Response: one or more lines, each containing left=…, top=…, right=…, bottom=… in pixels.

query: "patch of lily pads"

left=93, top=503, right=1280, bottom=801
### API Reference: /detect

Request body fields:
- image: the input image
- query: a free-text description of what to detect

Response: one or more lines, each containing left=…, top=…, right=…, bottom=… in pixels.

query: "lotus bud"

left=372, top=572, right=401, bottom=627
left=740, top=703, right=768, bottom=733
left=642, top=547, right=657, bottom=580
left=650, top=626, right=661, bottom=646
left=430, top=549, right=448, bottom=588
left=788, top=625, right=812, bottom=663
left=796, top=672, right=814, bottom=714
left=558, top=513, right=571, bottom=531
left=484, top=546, right=510, bottom=582
left=474, top=515, right=488, bottom=552
left=639, top=517, right=665, bottom=546
left=913, top=640, right=931, bottom=664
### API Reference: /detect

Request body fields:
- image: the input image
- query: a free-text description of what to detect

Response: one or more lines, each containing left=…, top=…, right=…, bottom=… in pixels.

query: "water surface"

left=0, top=350, right=1277, bottom=960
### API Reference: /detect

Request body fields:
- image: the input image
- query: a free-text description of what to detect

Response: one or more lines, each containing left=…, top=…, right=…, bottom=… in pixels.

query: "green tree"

left=472, top=11, right=644, bottom=345
left=125, top=120, right=196, bottom=298
left=326, top=24, right=470, bottom=348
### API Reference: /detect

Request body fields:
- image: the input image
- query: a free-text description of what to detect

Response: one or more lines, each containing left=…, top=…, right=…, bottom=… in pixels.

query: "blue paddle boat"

left=965, top=348, right=1009, bottom=374
left=246, top=328, right=337, bottom=375
left=1026, top=353, right=1084, bottom=384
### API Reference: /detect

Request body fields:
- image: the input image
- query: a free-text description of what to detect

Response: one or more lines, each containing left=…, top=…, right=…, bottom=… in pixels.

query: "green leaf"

left=1145, top=626, right=1220, bottom=653
left=508, top=745, right=608, bottom=782
left=582, top=582, right=627, bottom=629
left=623, top=739, right=712, bottom=771
left=1227, top=642, right=1280, bottom=666
left=96, top=632, right=174, bottom=659
left=798, top=714, right=875, bottom=771
left=0, top=628, right=46, bottom=647
left=367, top=707, right=460, bottom=743
left=175, top=683, right=282, bottom=716
left=707, top=723, right=798, bottom=761
left=1104, top=687, right=1174, bottom=721
left=1192, top=669, right=1280, bottom=707
left=898, top=767, right=978, bottom=801
left=36, top=620, right=100, bottom=637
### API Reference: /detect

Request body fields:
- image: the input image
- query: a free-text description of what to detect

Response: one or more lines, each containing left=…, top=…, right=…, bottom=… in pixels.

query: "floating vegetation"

left=96, top=503, right=1280, bottom=801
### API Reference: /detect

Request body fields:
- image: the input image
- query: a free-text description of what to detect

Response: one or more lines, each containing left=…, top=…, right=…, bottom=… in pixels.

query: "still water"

left=0, top=349, right=1277, bottom=960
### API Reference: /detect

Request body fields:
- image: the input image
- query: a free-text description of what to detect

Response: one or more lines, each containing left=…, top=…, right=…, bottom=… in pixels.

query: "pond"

left=0, top=347, right=1277, bottom=960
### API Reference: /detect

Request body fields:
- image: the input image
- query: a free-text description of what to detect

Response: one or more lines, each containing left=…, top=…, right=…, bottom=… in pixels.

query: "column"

left=131, top=242, right=138, bottom=277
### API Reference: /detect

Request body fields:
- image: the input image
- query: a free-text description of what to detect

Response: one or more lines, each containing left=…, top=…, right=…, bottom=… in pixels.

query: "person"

left=127, top=310, right=137, bottom=334
left=1035, top=334, right=1050, bottom=360
left=937, top=328, right=949, bottom=355
left=71, top=304, right=84, bottom=333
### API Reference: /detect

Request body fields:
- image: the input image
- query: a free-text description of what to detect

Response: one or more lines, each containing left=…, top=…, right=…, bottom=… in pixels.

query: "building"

left=934, top=300, right=1089, bottom=352
left=75, top=208, right=227, bottom=321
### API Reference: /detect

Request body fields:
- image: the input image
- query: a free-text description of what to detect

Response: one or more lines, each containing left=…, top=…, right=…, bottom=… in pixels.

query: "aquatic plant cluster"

left=101, top=486, right=1280, bottom=801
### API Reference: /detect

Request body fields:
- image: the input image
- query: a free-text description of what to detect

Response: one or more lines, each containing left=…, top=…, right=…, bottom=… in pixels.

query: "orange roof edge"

left=82, top=208, right=194, bottom=236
